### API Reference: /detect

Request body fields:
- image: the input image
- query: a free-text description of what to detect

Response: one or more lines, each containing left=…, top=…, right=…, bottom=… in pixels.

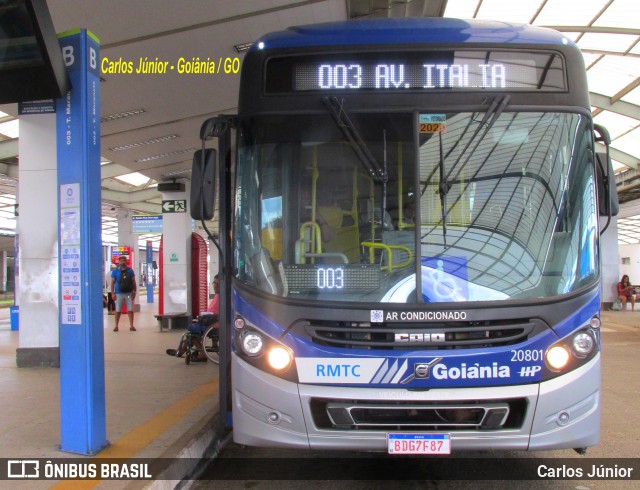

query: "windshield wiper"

left=438, top=130, right=448, bottom=246
left=322, top=96, right=387, bottom=183
left=446, top=95, right=511, bottom=184
left=436, top=95, right=511, bottom=246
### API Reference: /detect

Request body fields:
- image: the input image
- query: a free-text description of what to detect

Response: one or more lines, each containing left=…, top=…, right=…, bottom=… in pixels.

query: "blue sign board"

left=132, top=214, right=163, bottom=234
left=56, top=29, right=107, bottom=455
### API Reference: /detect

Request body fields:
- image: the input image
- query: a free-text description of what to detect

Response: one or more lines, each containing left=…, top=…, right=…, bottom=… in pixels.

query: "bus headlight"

left=233, top=315, right=298, bottom=382
left=268, top=346, right=292, bottom=370
left=541, top=326, right=600, bottom=381
left=546, top=345, right=570, bottom=371
left=240, top=331, right=264, bottom=356
left=572, top=331, right=595, bottom=357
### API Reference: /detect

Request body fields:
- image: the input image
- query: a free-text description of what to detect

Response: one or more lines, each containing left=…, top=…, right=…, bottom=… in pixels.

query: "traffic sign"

left=162, top=199, right=186, bottom=213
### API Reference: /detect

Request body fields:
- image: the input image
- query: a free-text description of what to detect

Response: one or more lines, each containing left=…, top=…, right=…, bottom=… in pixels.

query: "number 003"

left=316, top=267, right=344, bottom=289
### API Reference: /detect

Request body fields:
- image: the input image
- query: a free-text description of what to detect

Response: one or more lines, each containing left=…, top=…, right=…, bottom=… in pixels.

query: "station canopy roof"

left=0, top=0, right=638, bottom=247
left=351, top=0, right=640, bottom=243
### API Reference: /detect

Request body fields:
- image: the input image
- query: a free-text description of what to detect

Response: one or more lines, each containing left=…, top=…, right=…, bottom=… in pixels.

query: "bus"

left=191, top=17, right=617, bottom=454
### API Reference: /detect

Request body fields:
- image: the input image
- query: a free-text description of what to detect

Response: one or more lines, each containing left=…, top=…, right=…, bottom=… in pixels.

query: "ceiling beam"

left=101, top=162, right=134, bottom=179
left=612, top=76, right=640, bottom=104
left=590, top=92, right=640, bottom=119
left=596, top=142, right=640, bottom=170
left=101, top=188, right=160, bottom=204
left=529, top=0, right=550, bottom=24
left=0, top=139, right=18, bottom=161
left=543, top=26, right=640, bottom=35
left=582, top=49, right=640, bottom=58
left=0, top=162, right=18, bottom=179
left=610, top=147, right=640, bottom=169
left=102, top=0, right=329, bottom=50
left=101, top=199, right=160, bottom=215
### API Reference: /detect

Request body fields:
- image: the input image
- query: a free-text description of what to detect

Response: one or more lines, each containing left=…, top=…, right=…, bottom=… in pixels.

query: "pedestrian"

left=617, top=274, right=637, bottom=312
left=111, top=255, right=137, bottom=331
left=105, top=264, right=116, bottom=314
left=206, top=274, right=220, bottom=316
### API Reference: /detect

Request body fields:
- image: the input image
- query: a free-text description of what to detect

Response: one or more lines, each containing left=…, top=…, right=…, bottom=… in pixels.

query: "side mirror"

left=596, top=152, right=619, bottom=216
left=593, top=124, right=611, bottom=145
left=190, top=148, right=217, bottom=221
left=593, top=124, right=619, bottom=218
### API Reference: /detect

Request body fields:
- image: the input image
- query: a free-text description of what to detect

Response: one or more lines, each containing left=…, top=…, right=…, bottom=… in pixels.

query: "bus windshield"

left=234, top=107, right=597, bottom=304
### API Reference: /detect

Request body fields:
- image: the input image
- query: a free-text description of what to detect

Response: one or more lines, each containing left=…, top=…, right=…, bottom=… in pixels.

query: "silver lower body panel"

left=231, top=353, right=600, bottom=452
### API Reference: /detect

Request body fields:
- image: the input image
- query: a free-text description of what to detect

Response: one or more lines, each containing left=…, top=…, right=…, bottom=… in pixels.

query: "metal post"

left=216, top=115, right=234, bottom=431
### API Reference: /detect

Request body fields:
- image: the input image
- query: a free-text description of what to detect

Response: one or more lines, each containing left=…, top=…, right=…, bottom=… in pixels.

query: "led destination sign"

left=266, top=50, right=566, bottom=93
left=283, top=264, right=380, bottom=293
left=296, top=62, right=518, bottom=90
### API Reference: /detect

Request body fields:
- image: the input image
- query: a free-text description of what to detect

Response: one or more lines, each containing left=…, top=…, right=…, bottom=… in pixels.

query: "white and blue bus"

left=192, top=18, right=617, bottom=455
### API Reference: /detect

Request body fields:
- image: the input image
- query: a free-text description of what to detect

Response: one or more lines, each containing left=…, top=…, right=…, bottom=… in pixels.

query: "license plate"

left=387, top=433, right=451, bottom=455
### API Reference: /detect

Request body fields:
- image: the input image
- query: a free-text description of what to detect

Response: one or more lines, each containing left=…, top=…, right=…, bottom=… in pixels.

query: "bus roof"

left=252, top=17, right=575, bottom=52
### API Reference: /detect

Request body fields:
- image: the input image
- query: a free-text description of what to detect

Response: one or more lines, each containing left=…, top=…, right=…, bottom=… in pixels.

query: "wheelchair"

left=181, top=314, right=220, bottom=365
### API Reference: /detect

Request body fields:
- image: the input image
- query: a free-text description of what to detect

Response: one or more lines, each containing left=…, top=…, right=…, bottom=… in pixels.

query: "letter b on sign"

left=63, top=46, right=74, bottom=67
left=89, top=47, right=97, bottom=70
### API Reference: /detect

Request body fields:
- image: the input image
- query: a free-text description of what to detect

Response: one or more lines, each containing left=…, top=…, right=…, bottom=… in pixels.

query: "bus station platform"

left=0, top=302, right=638, bottom=488
left=0, top=298, right=223, bottom=489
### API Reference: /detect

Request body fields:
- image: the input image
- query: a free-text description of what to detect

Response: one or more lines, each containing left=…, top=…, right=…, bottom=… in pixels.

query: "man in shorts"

left=110, top=255, right=138, bottom=332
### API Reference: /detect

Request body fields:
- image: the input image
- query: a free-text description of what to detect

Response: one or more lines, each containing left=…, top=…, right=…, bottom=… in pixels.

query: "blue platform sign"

left=132, top=214, right=163, bottom=234
left=56, top=29, right=107, bottom=455
left=146, top=240, right=155, bottom=304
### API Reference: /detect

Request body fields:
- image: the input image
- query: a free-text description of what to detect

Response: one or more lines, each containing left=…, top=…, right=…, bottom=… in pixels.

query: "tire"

left=203, top=325, right=220, bottom=364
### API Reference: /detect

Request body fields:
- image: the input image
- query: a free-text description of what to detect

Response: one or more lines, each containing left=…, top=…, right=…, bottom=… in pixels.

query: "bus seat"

left=296, top=220, right=349, bottom=264
left=295, top=221, right=322, bottom=264
left=318, top=205, right=360, bottom=263
left=261, top=226, right=283, bottom=260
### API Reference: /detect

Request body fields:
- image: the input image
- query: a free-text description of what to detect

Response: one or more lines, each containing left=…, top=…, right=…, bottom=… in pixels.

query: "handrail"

left=297, top=221, right=352, bottom=264
left=298, top=221, right=322, bottom=264
left=361, top=241, right=413, bottom=271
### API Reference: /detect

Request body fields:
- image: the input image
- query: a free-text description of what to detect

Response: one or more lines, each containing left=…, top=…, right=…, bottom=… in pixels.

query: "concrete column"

left=0, top=250, right=7, bottom=292
left=116, top=208, right=140, bottom=311
left=161, top=179, right=192, bottom=315
left=16, top=113, right=59, bottom=367
left=600, top=216, right=620, bottom=306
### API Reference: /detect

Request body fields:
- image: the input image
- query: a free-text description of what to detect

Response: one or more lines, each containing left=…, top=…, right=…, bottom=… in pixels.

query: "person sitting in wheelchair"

left=166, top=275, right=219, bottom=361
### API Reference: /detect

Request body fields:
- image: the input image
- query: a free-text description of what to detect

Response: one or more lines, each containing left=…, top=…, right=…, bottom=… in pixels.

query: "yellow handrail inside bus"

left=297, top=221, right=323, bottom=264
left=361, top=241, right=413, bottom=271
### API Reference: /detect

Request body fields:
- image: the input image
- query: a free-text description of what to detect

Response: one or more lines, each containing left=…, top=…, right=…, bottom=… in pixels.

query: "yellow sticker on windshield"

left=419, top=114, right=446, bottom=133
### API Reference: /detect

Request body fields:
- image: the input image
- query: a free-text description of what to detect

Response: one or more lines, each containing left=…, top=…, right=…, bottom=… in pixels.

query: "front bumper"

left=231, top=352, right=600, bottom=451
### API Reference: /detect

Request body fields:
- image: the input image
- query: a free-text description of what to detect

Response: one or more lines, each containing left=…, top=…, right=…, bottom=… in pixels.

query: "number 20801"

left=510, top=349, right=544, bottom=362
